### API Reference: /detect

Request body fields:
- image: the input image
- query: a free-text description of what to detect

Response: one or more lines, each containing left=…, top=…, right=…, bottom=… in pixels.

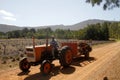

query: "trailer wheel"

left=84, top=45, right=91, bottom=60
left=85, top=52, right=89, bottom=60
left=19, top=58, right=30, bottom=72
left=59, top=46, right=73, bottom=67
left=40, top=60, right=52, bottom=75
left=86, top=45, right=92, bottom=52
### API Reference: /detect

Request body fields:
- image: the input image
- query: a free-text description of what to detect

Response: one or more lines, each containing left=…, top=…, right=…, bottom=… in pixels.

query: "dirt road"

left=0, top=42, right=120, bottom=80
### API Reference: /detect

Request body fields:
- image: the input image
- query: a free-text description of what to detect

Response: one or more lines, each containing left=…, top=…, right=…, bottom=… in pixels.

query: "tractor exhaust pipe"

left=46, top=31, right=48, bottom=50
left=32, top=36, right=35, bottom=49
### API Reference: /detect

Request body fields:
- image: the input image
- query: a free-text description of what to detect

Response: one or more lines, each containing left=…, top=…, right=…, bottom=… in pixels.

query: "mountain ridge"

left=0, top=19, right=116, bottom=32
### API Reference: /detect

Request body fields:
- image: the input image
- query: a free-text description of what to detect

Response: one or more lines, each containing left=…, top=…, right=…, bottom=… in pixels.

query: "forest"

left=0, top=22, right=120, bottom=40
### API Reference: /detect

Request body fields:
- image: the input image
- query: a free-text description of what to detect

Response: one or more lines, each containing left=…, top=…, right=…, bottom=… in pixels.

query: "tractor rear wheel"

left=40, top=60, right=52, bottom=75
left=19, top=58, right=30, bottom=72
left=59, top=46, right=73, bottom=67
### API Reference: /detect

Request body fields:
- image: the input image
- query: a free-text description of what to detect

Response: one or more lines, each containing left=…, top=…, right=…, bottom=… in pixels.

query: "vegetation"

left=0, top=22, right=120, bottom=40
left=86, top=0, right=120, bottom=10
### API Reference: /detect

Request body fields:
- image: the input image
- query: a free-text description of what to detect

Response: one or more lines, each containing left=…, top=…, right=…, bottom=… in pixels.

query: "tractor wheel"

left=86, top=44, right=92, bottom=52
left=85, top=52, right=89, bottom=60
left=59, top=46, right=73, bottom=67
left=84, top=45, right=91, bottom=60
left=40, top=60, right=52, bottom=75
left=87, top=46, right=92, bottom=52
left=19, top=58, right=30, bottom=72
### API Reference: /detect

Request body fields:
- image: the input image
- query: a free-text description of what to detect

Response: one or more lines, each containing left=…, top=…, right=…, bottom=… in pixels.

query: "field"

left=0, top=39, right=120, bottom=80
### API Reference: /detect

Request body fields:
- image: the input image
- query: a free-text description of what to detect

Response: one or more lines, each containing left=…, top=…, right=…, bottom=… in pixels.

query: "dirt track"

left=0, top=42, right=120, bottom=80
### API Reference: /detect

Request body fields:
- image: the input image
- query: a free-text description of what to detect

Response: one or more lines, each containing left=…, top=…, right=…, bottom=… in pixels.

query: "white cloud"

left=0, top=10, right=14, bottom=17
left=3, top=16, right=16, bottom=21
left=0, top=9, right=16, bottom=21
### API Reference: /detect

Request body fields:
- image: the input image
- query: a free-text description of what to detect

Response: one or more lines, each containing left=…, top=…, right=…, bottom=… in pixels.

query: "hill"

left=69, top=19, right=108, bottom=30
left=0, top=19, right=113, bottom=32
left=0, top=24, right=23, bottom=32
left=33, top=19, right=111, bottom=30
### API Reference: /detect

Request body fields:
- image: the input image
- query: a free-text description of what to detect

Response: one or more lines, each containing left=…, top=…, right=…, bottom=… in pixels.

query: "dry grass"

left=0, top=38, right=42, bottom=71
left=0, top=39, right=114, bottom=71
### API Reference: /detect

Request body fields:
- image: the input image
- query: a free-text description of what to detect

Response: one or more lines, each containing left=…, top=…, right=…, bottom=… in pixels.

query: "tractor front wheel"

left=40, top=60, right=52, bottom=75
left=19, top=58, right=30, bottom=72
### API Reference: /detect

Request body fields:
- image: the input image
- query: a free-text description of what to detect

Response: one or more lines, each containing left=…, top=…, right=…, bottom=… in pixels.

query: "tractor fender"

left=61, top=46, right=71, bottom=51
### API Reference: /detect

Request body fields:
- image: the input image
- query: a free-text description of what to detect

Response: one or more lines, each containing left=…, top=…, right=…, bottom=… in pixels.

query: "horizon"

left=0, top=0, right=120, bottom=27
left=0, top=19, right=119, bottom=27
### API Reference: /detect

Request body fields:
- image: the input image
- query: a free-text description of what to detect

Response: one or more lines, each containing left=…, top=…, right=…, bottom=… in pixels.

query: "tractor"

left=19, top=38, right=92, bottom=75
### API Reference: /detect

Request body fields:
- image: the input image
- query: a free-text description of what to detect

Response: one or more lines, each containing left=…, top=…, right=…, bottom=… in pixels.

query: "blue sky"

left=0, top=0, right=120, bottom=27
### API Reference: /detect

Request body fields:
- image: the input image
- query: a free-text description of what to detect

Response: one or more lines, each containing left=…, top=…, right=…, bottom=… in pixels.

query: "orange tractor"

left=19, top=38, right=92, bottom=74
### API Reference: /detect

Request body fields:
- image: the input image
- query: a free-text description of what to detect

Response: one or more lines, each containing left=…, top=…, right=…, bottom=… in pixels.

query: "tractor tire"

left=86, top=45, right=92, bottom=52
left=40, top=60, right=52, bottom=75
left=85, top=52, right=89, bottom=60
left=19, top=58, right=30, bottom=72
left=59, top=46, right=73, bottom=67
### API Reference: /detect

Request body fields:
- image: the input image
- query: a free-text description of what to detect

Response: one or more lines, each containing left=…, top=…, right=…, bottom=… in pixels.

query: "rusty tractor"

left=19, top=38, right=92, bottom=75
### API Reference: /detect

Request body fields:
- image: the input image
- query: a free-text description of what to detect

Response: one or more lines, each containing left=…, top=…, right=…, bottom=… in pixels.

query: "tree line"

left=0, top=22, right=120, bottom=40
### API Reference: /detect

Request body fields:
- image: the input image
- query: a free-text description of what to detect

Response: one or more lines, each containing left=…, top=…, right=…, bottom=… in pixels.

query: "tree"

left=6, top=30, right=21, bottom=38
left=101, top=22, right=109, bottom=40
left=36, top=27, right=53, bottom=39
left=22, top=28, right=29, bottom=37
left=85, top=25, right=100, bottom=40
left=83, top=22, right=109, bottom=40
left=55, top=29, right=65, bottom=39
left=109, top=22, right=120, bottom=39
left=0, top=32, right=5, bottom=38
left=78, top=29, right=86, bottom=40
left=30, top=28, right=36, bottom=33
left=86, top=0, right=120, bottom=10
